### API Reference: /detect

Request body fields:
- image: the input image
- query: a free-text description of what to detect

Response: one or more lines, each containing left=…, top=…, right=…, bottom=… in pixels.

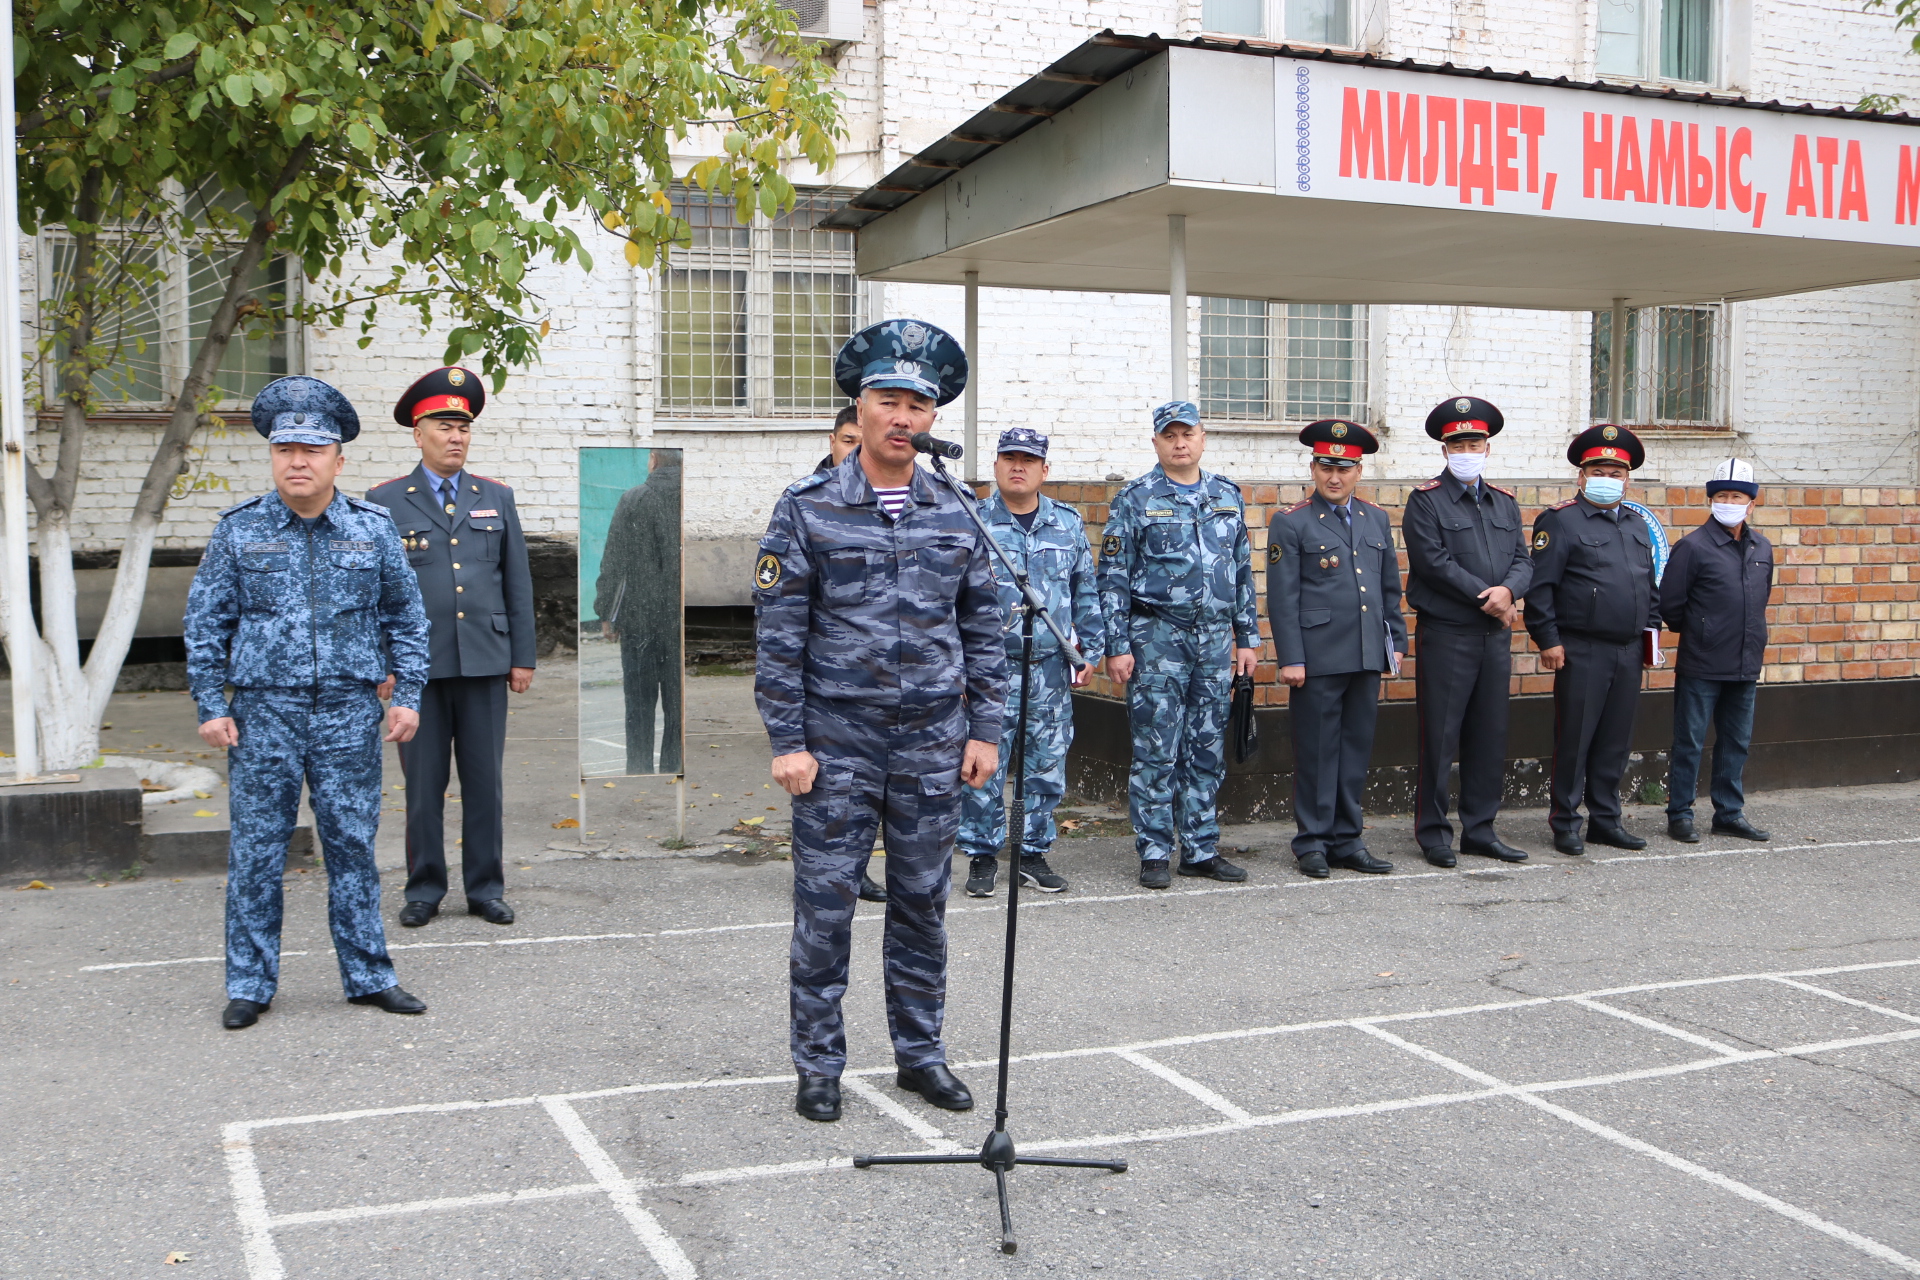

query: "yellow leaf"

left=193, top=790, right=212, bottom=799
left=603, top=782, right=616, bottom=788
left=540, top=318, right=551, bottom=338
left=624, top=239, right=643, bottom=267
left=552, top=818, right=581, bottom=829
left=1377, top=971, right=1395, bottom=977
left=193, top=809, right=218, bottom=818
left=602, top=209, right=624, bottom=230
left=17, top=880, right=50, bottom=891
left=742, top=816, right=764, bottom=826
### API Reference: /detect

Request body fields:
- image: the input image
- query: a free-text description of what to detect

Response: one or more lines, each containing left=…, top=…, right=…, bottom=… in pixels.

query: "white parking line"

left=542, top=1097, right=697, bottom=1280
left=1112, top=1049, right=1254, bottom=1124
left=1570, top=995, right=1747, bottom=1056
left=842, top=1075, right=963, bottom=1152
left=270, top=1182, right=602, bottom=1228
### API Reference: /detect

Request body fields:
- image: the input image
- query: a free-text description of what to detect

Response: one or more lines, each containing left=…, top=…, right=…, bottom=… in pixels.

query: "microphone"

left=910, top=432, right=964, bottom=459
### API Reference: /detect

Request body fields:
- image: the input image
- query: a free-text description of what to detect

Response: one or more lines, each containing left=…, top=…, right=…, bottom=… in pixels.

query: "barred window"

left=1201, top=0, right=1354, bottom=45
left=657, top=188, right=861, bottom=416
left=1199, top=299, right=1369, bottom=423
left=1590, top=304, right=1725, bottom=428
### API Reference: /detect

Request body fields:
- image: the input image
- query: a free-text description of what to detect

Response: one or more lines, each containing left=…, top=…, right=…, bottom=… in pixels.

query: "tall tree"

left=10, top=0, right=837, bottom=769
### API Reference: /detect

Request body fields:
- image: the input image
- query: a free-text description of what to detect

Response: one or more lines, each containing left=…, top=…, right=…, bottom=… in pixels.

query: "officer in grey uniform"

left=185, top=376, right=431, bottom=1029
left=1401, top=396, right=1533, bottom=867
left=1267, top=419, right=1407, bottom=879
left=1526, top=424, right=1660, bottom=855
left=368, top=368, right=536, bottom=928
left=753, top=319, right=1007, bottom=1124
left=1097, top=401, right=1260, bottom=889
left=956, top=427, right=1104, bottom=898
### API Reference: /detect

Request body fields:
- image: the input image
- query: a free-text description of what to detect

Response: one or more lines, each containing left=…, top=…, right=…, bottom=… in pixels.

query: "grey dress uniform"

left=365, top=463, right=536, bottom=908
left=1268, top=491, right=1408, bottom=859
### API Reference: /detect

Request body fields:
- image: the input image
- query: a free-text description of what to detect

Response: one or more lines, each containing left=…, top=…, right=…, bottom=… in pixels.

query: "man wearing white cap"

left=1659, top=458, right=1775, bottom=842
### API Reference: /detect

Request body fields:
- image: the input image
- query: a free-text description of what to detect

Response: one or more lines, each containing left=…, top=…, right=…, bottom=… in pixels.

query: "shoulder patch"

left=1210, top=474, right=1243, bottom=494
left=215, top=495, right=266, bottom=519
left=1283, top=499, right=1312, bottom=514
left=346, top=495, right=391, bottom=515
left=1489, top=483, right=1517, bottom=498
left=787, top=472, right=832, bottom=496
left=1101, top=532, right=1121, bottom=557
left=1266, top=542, right=1282, bottom=564
left=1113, top=475, right=1152, bottom=498
left=754, top=551, right=782, bottom=590
left=471, top=473, right=509, bottom=489
left=1532, top=529, right=1551, bottom=551
left=1355, top=497, right=1386, bottom=513
left=1415, top=478, right=1443, bottom=491
left=1547, top=497, right=1577, bottom=511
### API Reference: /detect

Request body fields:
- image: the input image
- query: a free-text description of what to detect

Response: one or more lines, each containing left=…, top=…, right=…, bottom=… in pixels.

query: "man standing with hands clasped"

left=185, top=376, right=431, bottom=1030
left=753, top=319, right=1006, bottom=1124
left=1662, top=459, right=1774, bottom=843
left=1401, top=396, right=1533, bottom=867
left=1268, top=419, right=1407, bottom=879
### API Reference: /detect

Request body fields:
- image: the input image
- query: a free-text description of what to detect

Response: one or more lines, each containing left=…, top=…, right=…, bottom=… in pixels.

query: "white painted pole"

left=1608, top=297, right=1628, bottom=424
left=0, top=0, right=40, bottom=779
left=1168, top=215, right=1188, bottom=401
left=963, top=270, right=979, bottom=484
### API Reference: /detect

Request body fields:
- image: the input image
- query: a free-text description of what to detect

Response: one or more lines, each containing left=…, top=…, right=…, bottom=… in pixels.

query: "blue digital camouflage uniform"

left=957, top=490, right=1105, bottom=863
left=185, top=377, right=431, bottom=1006
left=754, top=452, right=1007, bottom=1078
left=1098, top=463, right=1259, bottom=865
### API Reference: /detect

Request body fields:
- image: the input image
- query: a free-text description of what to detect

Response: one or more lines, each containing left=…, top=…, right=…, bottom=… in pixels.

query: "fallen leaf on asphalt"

left=16, top=881, right=50, bottom=891
left=553, top=818, right=581, bottom=829
left=1377, top=971, right=1394, bottom=977
left=603, top=782, right=616, bottom=788
left=1060, top=820, right=1082, bottom=830
left=1502, top=953, right=1522, bottom=960
left=569, top=793, right=580, bottom=799
left=164, top=1252, right=191, bottom=1264
left=192, top=790, right=212, bottom=799
left=742, top=816, right=765, bottom=826
left=193, top=809, right=218, bottom=818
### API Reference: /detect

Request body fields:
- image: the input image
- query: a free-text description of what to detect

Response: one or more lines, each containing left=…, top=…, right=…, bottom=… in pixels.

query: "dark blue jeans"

left=1666, top=676, right=1757, bottom=824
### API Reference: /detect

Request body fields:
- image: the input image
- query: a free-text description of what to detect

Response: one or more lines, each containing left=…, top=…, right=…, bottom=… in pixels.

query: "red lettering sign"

left=1339, top=88, right=1386, bottom=180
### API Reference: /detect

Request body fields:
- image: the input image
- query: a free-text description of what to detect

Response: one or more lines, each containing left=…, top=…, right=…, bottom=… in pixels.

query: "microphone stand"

left=854, top=451, right=1128, bottom=1255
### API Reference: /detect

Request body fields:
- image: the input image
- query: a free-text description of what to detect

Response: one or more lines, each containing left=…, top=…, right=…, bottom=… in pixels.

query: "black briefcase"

left=1230, top=673, right=1258, bottom=764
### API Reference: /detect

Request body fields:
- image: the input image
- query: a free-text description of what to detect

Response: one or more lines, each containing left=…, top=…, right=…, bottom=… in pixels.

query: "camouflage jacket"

left=1097, top=465, right=1259, bottom=655
left=752, top=453, right=1009, bottom=755
left=978, top=492, right=1106, bottom=665
left=185, top=489, right=431, bottom=723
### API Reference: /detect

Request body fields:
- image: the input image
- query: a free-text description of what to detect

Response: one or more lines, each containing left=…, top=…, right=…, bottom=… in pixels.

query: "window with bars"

left=657, top=188, right=861, bottom=416
left=1589, top=305, right=1725, bottom=428
left=1199, top=299, right=1369, bottom=423
left=37, top=231, right=298, bottom=408
left=1200, top=0, right=1353, bottom=45
left=1596, top=0, right=1717, bottom=84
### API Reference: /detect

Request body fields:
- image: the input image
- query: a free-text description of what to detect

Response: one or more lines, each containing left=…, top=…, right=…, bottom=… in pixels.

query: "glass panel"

left=1660, top=0, right=1714, bottom=83
left=658, top=268, right=748, bottom=409
left=1199, top=297, right=1270, bottom=420
left=1285, top=0, right=1351, bottom=45
left=1596, top=0, right=1646, bottom=77
left=1654, top=306, right=1715, bottom=422
left=1589, top=308, right=1640, bottom=421
left=772, top=271, right=854, bottom=411
left=580, top=447, right=684, bottom=778
left=670, top=187, right=750, bottom=250
left=1285, top=303, right=1362, bottom=420
left=1202, top=0, right=1264, bottom=36
left=187, top=247, right=291, bottom=402
left=771, top=191, right=853, bottom=254
left=46, top=237, right=168, bottom=405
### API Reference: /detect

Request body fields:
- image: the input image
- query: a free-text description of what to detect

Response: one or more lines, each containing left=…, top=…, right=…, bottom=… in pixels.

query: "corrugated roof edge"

left=819, top=28, right=1920, bottom=231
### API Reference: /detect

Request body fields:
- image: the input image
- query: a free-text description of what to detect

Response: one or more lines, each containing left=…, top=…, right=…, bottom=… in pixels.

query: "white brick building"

left=30, top=0, right=1920, bottom=616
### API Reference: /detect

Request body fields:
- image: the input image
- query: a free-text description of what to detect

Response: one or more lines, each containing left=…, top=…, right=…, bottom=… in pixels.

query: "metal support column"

left=1608, top=297, right=1628, bottom=424
left=964, top=270, right=980, bottom=483
left=0, top=0, right=40, bottom=779
left=1168, top=215, right=1188, bottom=401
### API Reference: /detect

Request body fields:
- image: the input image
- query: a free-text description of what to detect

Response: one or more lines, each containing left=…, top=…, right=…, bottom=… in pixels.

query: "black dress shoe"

left=398, top=901, right=438, bottom=928
left=468, top=898, right=515, bottom=925
left=1138, top=859, right=1171, bottom=889
left=1328, top=847, right=1392, bottom=874
left=1587, top=823, right=1647, bottom=851
left=1422, top=847, right=1457, bottom=868
left=1667, top=816, right=1700, bottom=843
left=896, top=1063, right=974, bottom=1111
left=222, top=998, right=268, bottom=1029
left=348, top=985, right=427, bottom=1014
left=1461, top=836, right=1529, bottom=863
left=858, top=873, right=889, bottom=903
left=796, top=1072, right=841, bottom=1122
left=1296, top=850, right=1330, bottom=879
left=1552, top=830, right=1586, bottom=856
left=1711, top=815, right=1771, bottom=841
left=1177, top=855, right=1248, bottom=882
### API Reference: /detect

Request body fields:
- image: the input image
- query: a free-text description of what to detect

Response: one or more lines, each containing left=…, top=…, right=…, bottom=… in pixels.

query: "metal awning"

left=824, top=33, right=1920, bottom=311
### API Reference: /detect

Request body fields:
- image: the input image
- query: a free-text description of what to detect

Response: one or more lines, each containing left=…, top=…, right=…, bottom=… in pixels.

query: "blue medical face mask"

left=1583, top=475, right=1625, bottom=505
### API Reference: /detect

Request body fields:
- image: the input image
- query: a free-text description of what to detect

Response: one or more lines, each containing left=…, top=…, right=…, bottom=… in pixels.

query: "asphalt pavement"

left=3, top=668, right=1918, bottom=1279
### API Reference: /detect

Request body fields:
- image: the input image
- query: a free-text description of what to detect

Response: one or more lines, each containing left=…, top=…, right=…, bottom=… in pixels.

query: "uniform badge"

left=1330, top=422, right=1348, bottom=438
left=1329, top=554, right=1340, bottom=569
left=1455, top=397, right=1472, bottom=413
left=1533, top=530, right=1550, bottom=550
left=1102, top=533, right=1120, bottom=557
left=447, top=368, right=467, bottom=386
left=1267, top=544, right=1282, bottom=564
left=1602, top=425, right=1619, bottom=441
left=899, top=321, right=929, bottom=350
left=754, top=552, right=782, bottom=590
left=1319, top=556, right=1329, bottom=569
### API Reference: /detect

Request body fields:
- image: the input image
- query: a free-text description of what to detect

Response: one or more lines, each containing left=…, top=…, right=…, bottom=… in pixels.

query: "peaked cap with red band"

left=1425, top=395, right=1504, bottom=442
left=393, top=366, right=486, bottom=426
left=1567, top=423, right=1645, bottom=470
left=1298, top=418, right=1379, bottom=467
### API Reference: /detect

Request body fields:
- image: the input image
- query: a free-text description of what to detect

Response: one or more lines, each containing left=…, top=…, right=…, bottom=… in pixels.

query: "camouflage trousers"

left=790, top=695, right=966, bottom=1077
left=1125, top=617, right=1233, bottom=864
left=957, top=650, right=1073, bottom=861
left=225, top=684, right=399, bottom=1003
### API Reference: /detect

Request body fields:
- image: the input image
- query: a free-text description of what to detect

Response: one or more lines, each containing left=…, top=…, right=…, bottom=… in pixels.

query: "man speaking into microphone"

left=752, top=319, right=1008, bottom=1124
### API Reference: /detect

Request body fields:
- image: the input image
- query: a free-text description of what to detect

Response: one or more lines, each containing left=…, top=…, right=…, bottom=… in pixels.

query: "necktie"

left=438, top=475, right=457, bottom=513
left=1339, top=505, right=1351, bottom=529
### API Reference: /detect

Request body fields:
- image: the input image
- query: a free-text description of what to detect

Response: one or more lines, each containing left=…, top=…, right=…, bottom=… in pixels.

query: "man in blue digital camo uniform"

left=1269, top=420, right=1408, bottom=878
left=956, top=427, right=1105, bottom=899
left=1098, top=401, right=1260, bottom=890
left=753, top=319, right=1007, bottom=1124
left=186, top=376, right=432, bottom=1030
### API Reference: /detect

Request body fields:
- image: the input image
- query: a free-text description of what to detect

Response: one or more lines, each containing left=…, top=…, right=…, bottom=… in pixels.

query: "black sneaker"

left=1018, top=854, right=1068, bottom=892
left=1139, top=859, right=1172, bottom=889
left=1177, top=854, right=1248, bottom=882
left=965, top=855, right=997, bottom=898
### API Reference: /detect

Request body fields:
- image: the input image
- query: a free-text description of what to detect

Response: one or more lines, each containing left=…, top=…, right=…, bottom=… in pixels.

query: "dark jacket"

left=594, top=460, right=683, bottom=653
left=1266, top=492, right=1407, bottom=674
left=366, top=465, right=537, bottom=680
left=1659, top=518, right=1774, bottom=681
left=1524, top=497, right=1661, bottom=648
left=1401, top=471, right=1532, bottom=631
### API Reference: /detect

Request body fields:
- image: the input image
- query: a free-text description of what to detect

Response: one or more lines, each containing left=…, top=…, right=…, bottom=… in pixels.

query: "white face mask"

left=1711, top=500, right=1751, bottom=527
left=1446, top=452, right=1488, bottom=483
left=1582, top=476, right=1625, bottom=505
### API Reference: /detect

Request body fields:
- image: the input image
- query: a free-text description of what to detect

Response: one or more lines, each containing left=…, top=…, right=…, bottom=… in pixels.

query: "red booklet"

left=1642, top=628, right=1663, bottom=667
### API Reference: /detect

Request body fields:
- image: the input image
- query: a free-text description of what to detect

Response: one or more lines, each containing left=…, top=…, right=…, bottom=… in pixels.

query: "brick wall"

left=1042, top=475, right=1920, bottom=703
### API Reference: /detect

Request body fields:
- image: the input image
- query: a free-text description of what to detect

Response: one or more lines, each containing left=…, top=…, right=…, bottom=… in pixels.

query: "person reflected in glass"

left=595, top=451, right=684, bottom=775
